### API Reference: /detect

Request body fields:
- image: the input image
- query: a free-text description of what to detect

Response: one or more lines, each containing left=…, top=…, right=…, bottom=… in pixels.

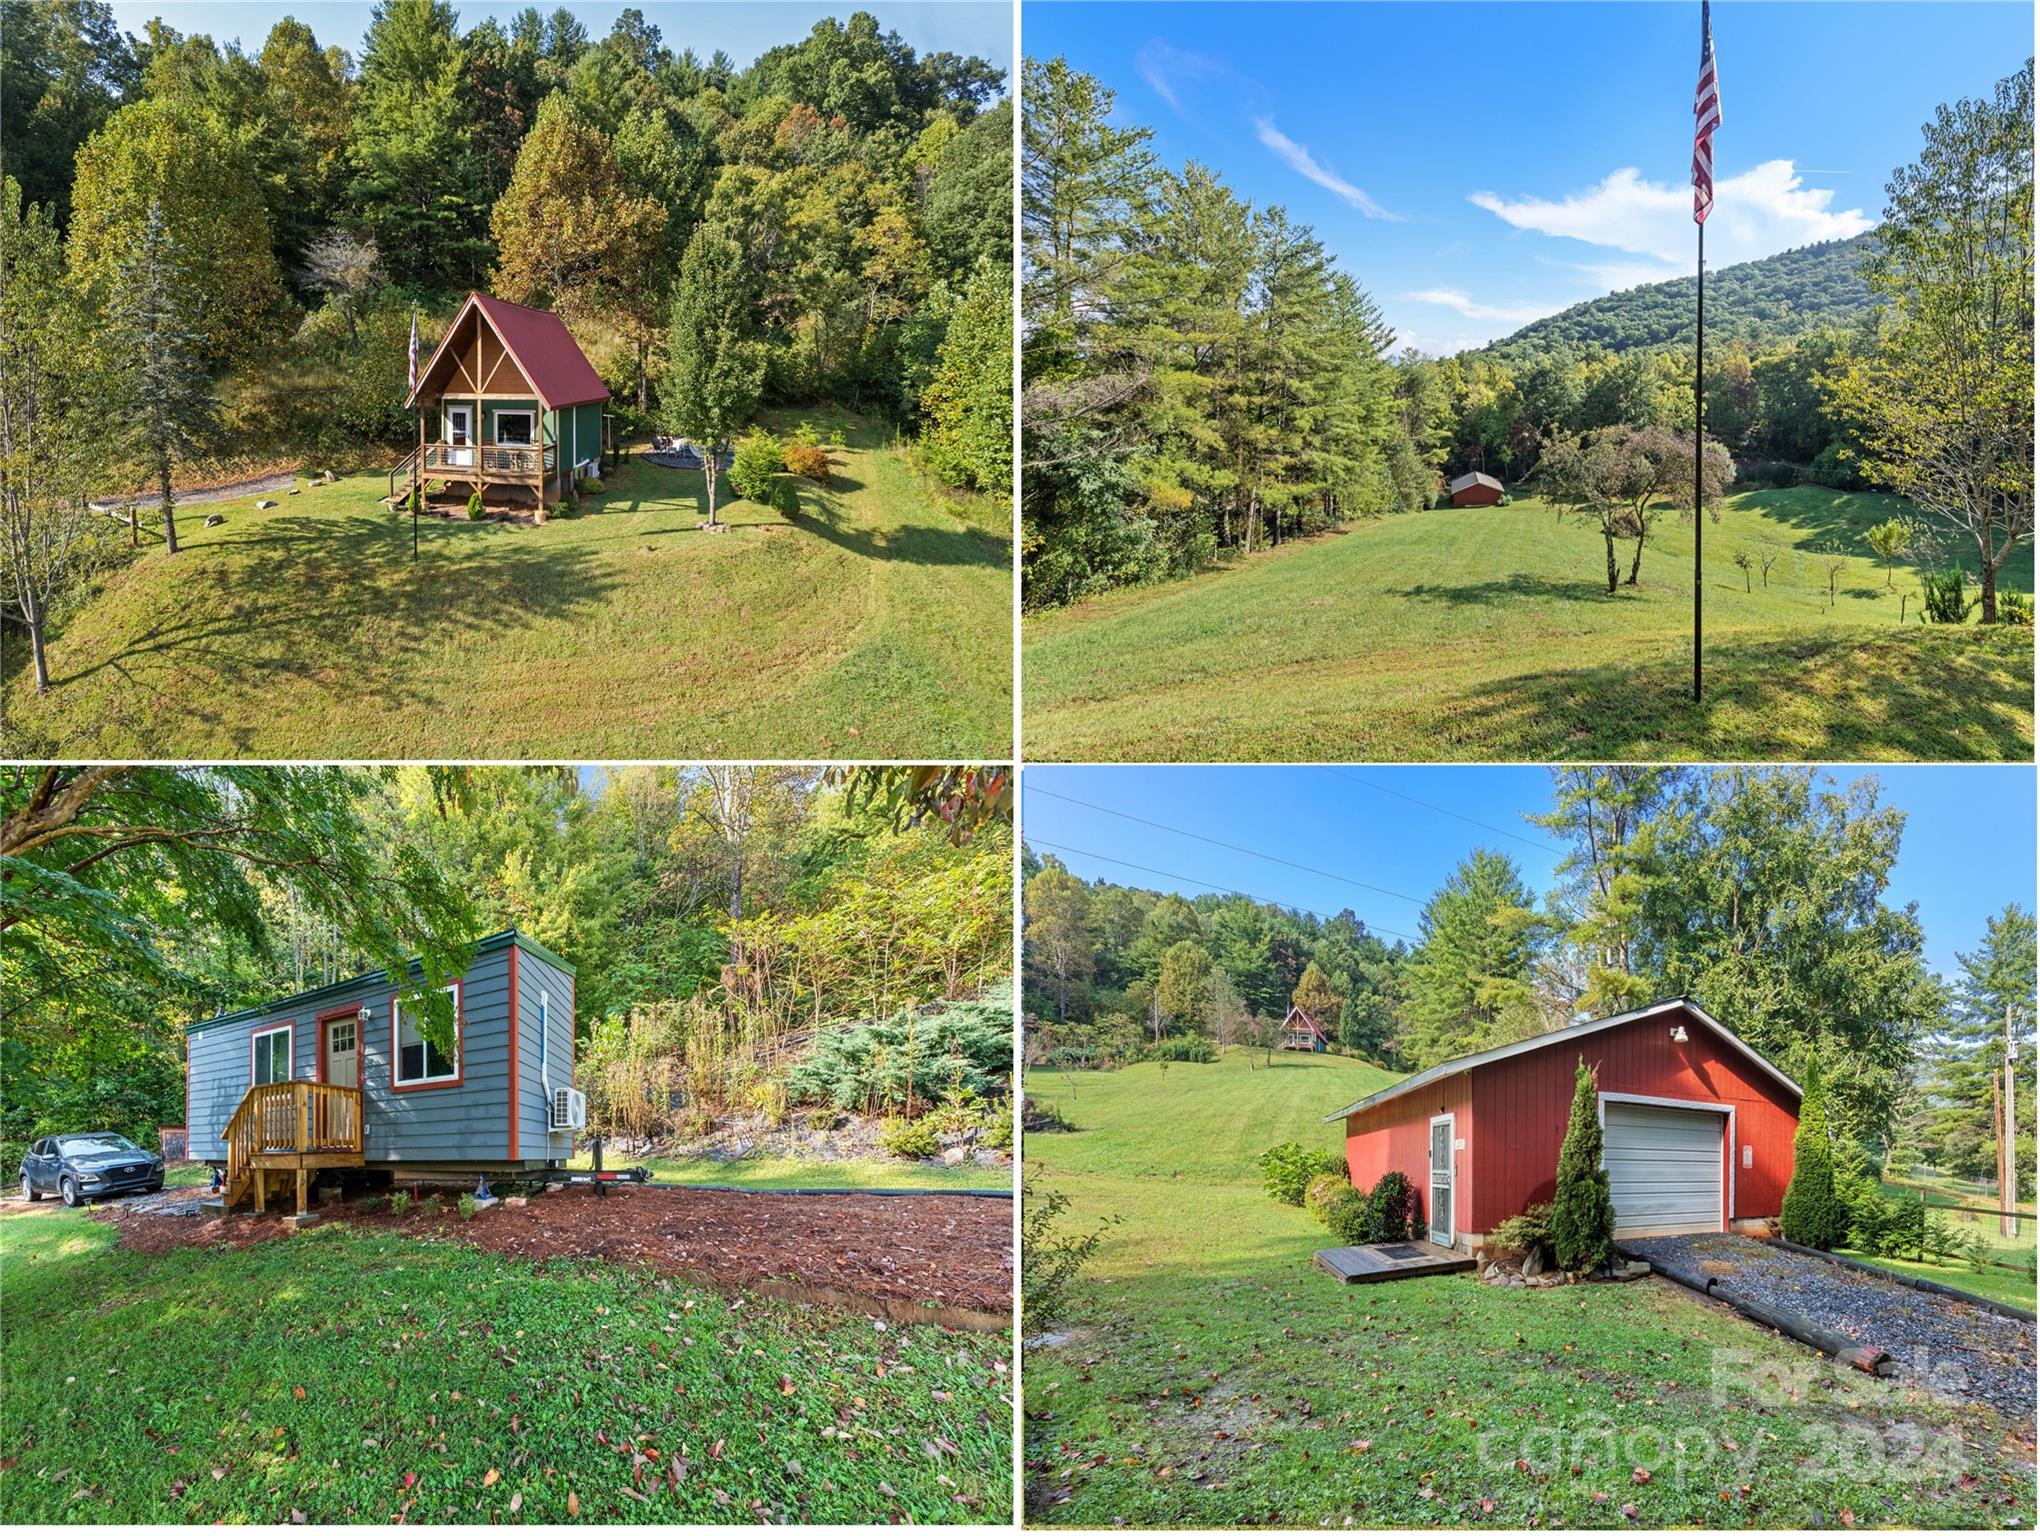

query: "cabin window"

left=393, top=982, right=461, bottom=1087
left=251, top=1024, right=291, bottom=1086
left=496, top=410, right=534, bottom=447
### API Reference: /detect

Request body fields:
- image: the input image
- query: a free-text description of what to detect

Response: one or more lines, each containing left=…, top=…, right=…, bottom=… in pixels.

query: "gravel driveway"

left=1624, top=1233, right=2035, bottom=1423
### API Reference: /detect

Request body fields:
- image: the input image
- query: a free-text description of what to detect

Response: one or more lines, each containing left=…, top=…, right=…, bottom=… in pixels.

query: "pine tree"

left=1549, top=1056, right=1618, bottom=1272
left=1398, top=848, right=1542, bottom=1068
left=1922, top=904, right=2036, bottom=1183
left=108, top=200, right=219, bottom=555
left=919, top=257, right=1011, bottom=494
left=1780, top=1056, right=1848, bottom=1249
left=663, top=227, right=763, bottom=527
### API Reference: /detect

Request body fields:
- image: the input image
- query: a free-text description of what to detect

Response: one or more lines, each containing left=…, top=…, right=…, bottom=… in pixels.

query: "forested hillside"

left=1486, top=236, right=1877, bottom=361
left=3, top=0, right=1011, bottom=483
left=1024, top=766, right=2030, bottom=1174
left=2, top=766, right=1012, bottom=1173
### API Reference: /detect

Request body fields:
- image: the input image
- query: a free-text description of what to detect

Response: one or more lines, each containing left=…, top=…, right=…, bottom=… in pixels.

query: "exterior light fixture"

left=1669, top=1024, right=1689, bottom=1042
left=356, top=1004, right=372, bottom=1023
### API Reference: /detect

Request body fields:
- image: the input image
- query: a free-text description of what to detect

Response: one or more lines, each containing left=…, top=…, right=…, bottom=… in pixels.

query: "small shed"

left=402, top=293, right=610, bottom=509
left=1447, top=471, right=1505, bottom=507
left=1279, top=1004, right=1331, bottom=1053
left=184, top=929, right=579, bottom=1210
left=1322, top=999, right=1801, bottom=1252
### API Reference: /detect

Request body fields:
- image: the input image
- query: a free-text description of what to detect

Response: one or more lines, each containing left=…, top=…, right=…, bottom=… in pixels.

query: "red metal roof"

left=407, top=293, right=608, bottom=411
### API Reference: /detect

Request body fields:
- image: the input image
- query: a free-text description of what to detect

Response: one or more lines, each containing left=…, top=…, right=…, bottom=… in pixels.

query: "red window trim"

left=249, top=1020, right=294, bottom=1087
left=315, top=1001, right=363, bottom=1085
left=389, top=981, right=464, bottom=1093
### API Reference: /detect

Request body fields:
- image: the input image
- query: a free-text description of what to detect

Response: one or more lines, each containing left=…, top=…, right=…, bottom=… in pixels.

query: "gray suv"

left=19, top=1133, right=164, bottom=1207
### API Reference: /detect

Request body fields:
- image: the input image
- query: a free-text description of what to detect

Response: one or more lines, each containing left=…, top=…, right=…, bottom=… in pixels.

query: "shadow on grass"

left=1387, top=572, right=1620, bottom=607
left=1441, top=628, right=2033, bottom=761
left=782, top=480, right=1006, bottom=570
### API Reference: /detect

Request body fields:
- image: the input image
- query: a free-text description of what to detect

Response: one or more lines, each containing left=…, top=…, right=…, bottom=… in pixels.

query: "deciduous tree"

left=663, top=227, right=764, bottom=526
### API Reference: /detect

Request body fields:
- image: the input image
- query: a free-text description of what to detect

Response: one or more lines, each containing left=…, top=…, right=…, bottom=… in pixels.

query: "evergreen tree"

left=663, top=227, right=763, bottom=526
left=1549, top=1057, right=1618, bottom=1271
left=1781, top=1056, right=1848, bottom=1249
left=108, top=200, right=219, bottom=555
left=1399, top=848, right=1541, bottom=1068
left=919, top=258, right=1011, bottom=494
left=1923, top=904, right=2036, bottom=1183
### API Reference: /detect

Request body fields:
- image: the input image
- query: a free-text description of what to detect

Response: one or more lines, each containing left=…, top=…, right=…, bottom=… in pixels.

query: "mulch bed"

left=1623, top=1233, right=2036, bottom=1424
left=94, top=1184, right=1012, bottom=1330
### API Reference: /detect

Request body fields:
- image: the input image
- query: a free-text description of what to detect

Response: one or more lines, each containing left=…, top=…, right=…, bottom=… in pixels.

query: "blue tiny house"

left=185, top=931, right=579, bottom=1212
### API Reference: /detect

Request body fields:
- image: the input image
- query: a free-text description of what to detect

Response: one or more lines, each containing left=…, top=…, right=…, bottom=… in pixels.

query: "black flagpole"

left=412, top=407, right=420, bottom=563
left=1693, top=216, right=1704, bottom=703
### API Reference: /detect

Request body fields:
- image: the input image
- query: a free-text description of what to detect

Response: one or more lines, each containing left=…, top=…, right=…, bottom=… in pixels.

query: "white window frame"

left=392, top=981, right=462, bottom=1088
left=251, top=1023, right=293, bottom=1087
left=494, top=409, right=534, bottom=447
left=1428, top=1111, right=1456, bottom=1248
left=1597, top=1091, right=1734, bottom=1232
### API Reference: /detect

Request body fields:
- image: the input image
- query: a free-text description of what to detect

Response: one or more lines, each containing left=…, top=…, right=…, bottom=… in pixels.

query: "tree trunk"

left=636, top=340, right=649, bottom=413
left=1603, top=531, right=1618, bottom=594
left=1980, top=560, right=1998, bottom=624
left=25, top=598, right=48, bottom=692
left=128, top=503, right=137, bottom=547
left=1627, top=530, right=1645, bottom=586
left=158, top=456, right=178, bottom=555
left=704, top=450, right=719, bottom=528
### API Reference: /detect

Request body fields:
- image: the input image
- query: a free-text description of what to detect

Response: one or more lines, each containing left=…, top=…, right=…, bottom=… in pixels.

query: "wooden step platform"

left=1315, top=1239, right=1477, bottom=1284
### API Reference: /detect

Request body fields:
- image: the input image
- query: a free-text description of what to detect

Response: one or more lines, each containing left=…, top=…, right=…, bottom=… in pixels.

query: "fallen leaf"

left=482, top=1469, right=499, bottom=1488
left=567, top=1490, right=580, bottom=1518
left=509, top=1492, right=523, bottom=1514
left=292, top=1387, right=306, bottom=1401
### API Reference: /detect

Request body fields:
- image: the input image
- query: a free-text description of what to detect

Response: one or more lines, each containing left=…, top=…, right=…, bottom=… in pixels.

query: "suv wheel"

left=59, top=1176, right=81, bottom=1208
left=20, top=1173, right=40, bottom=1203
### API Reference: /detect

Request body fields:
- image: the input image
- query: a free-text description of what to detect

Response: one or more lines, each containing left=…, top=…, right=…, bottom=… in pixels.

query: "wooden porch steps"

left=222, top=1081, right=365, bottom=1216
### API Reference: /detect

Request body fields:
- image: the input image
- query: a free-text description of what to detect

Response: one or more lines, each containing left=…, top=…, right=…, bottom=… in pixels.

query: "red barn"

left=1323, top=999, right=1800, bottom=1252
left=1447, top=471, right=1505, bottom=506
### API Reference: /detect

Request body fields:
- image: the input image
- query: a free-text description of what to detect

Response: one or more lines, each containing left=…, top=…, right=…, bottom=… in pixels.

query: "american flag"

left=1692, top=0, right=1721, bottom=224
left=407, top=307, right=419, bottom=394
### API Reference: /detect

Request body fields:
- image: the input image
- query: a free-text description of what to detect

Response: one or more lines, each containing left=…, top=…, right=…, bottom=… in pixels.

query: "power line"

left=1024, top=784, right=1427, bottom=908
left=1319, top=767, right=1560, bottom=855
left=1023, top=836, right=1424, bottom=947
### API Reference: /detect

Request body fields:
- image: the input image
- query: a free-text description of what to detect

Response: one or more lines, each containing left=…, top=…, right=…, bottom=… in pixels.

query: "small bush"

left=1303, top=1171, right=1350, bottom=1225
left=457, top=1193, right=478, bottom=1220
left=1805, top=442, right=1867, bottom=491
left=1362, top=1170, right=1420, bottom=1244
left=983, top=1098, right=1014, bottom=1151
left=1922, top=567, right=1976, bottom=624
left=783, top=441, right=831, bottom=483
left=464, top=490, right=483, bottom=519
left=1998, top=590, right=2032, bottom=626
left=389, top=1190, right=412, bottom=1217
left=729, top=431, right=783, bottom=501
left=549, top=498, right=574, bottom=521
left=1326, top=1187, right=1370, bottom=1246
left=1549, top=1057, right=1618, bottom=1271
left=575, top=475, right=603, bottom=495
left=1022, top=1178, right=1118, bottom=1331
left=1149, top=1036, right=1215, bottom=1063
left=1260, top=1141, right=1345, bottom=1207
left=1488, top=1202, right=1553, bottom=1261
left=804, top=1107, right=839, bottom=1133
left=1736, top=459, right=1805, bottom=490
left=877, top=1114, right=937, bottom=1160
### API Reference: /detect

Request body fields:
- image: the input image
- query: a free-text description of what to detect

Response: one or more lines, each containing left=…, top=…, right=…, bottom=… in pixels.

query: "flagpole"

left=1693, top=217, right=1704, bottom=703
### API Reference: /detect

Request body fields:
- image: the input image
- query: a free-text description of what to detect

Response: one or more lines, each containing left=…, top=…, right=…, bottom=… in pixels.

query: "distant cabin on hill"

left=1279, top=1005, right=1331, bottom=1053
left=1447, top=472, right=1505, bottom=507
left=401, top=293, right=611, bottom=511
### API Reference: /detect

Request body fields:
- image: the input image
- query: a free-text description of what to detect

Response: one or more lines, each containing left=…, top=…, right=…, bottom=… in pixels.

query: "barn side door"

left=1428, top=1113, right=1454, bottom=1247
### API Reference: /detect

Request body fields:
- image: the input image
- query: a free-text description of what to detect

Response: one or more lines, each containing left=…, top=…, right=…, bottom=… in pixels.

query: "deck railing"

left=423, top=442, right=554, bottom=478
left=223, top=1081, right=363, bottom=1190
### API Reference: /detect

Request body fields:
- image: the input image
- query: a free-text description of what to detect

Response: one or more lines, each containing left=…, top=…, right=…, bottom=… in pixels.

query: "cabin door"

left=1428, top=1114, right=1454, bottom=1247
left=445, top=406, right=474, bottom=467
left=325, top=1016, right=359, bottom=1090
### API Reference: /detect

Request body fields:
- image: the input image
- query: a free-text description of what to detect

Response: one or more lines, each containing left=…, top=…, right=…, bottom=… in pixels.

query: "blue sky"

left=1025, top=0, right=2032, bottom=353
left=1021, top=764, right=2036, bottom=982
left=107, top=1, right=1012, bottom=83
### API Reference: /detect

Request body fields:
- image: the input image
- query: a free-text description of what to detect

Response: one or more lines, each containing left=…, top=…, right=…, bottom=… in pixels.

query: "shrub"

left=983, top=1098, right=1014, bottom=1151
left=388, top=1189, right=411, bottom=1217
left=1488, top=1202, right=1553, bottom=1262
left=1260, top=1141, right=1345, bottom=1207
left=1326, top=1187, right=1371, bottom=1246
left=729, top=431, right=783, bottom=501
left=1022, top=1178, right=1118, bottom=1331
left=783, top=440, right=831, bottom=483
left=1149, top=1036, right=1215, bottom=1063
left=1922, top=566, right=1975, bottom=623
left=1737, top=459, right=1805, bottom=490
left=1804, top=442, right=1867, bottom=491
left=804, top=1107, right=839, bottom=1133
left=457, top=1192, right=478, bottom=1220
left=575, top=475, right=603, bottom=495
left=549, top=498, right=574, bottom=521
left=1780, top=1058, right=1847, bottom=1250
left=1303, top=1171, right=1350, bottom=1225
left=1549, top=1057, right=1618, bottom=1271
left=1362, top=1170, right=1420, bottom=1244
left=877, top=1114, right=937, bottom=1160
left=782, top=988, right=1013, bottom=1114
left=1998, top=590, right=2032, bottom=626
left=464, top=490, right=482, bottom=519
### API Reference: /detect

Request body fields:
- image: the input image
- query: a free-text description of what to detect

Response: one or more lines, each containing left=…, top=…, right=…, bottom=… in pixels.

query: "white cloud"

left=1405, top=288, right=1566, bottom=326
left=1253, top=116, right=1399, bottom=220
left=1469, top=159, right=1870, bottom=268
left=1136, top=41, right=1219, bottom=116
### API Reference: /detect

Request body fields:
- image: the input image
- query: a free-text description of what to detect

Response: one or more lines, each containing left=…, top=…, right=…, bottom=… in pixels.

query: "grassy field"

left=569, top=1149, right=1011, bottom=1191
left=1, top=411, right=1010, bottom=759
left=1022, top=1049, right=2034, bottom=1528
left=0, top=1203, right=1010, bottom=1524
left=1024, top=487, right=2034, bottom=762
left=1829, top=1172, right=2040, bottom=1312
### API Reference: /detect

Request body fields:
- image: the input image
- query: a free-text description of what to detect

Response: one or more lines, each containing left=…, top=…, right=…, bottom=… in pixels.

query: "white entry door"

left=325, top=1016, right=358, bottom=1090
left=444, top=406, right=474, bottom=466
left=1428, top=1114, right=1454, bottom=1246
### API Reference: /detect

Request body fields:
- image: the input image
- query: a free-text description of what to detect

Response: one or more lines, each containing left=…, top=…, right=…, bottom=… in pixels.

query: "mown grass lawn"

left=1, top=410, right=1011, bottom=760
left=0, top=1204, right=1010, bottom=1524
left=569, top=1149, right=1011, bottom=1191
left=1024, top=487, right=2034, bottom=762
left=1834, top=1247, right=2037, bottom=1314
left=1022, top=1050, right=2034, bottom=1528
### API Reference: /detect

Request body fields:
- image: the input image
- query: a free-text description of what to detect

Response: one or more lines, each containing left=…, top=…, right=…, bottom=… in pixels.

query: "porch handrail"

left=223, top=1081, right=363, bottom=1187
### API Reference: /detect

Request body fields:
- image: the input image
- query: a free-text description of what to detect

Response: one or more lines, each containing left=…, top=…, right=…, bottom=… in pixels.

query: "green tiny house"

left=401, top=293, right=611, bottom=510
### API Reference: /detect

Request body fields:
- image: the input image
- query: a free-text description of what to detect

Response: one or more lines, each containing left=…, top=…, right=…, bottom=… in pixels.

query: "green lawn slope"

left=1022, top=1048, right=2032, bottom=1528
left=2, top=411, right=1010, bottom=760
left=1024, top=487, right=2033, bottom=762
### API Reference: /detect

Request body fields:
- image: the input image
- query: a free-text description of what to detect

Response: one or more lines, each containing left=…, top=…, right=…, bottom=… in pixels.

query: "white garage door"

left=1602, top=1101, right=1723, bottom=1237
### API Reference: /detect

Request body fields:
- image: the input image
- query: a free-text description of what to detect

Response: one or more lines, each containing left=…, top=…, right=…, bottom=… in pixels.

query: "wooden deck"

left=1314, top=1239, right=1477, bottom=1283
left=223, top=1081, right=364, bottom=1216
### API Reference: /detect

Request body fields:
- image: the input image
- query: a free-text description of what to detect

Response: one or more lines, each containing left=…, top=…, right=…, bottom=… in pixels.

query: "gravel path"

left=1624, top=1233, right=2035, bottom=1422
left=89, top=470, right=297, bottom=513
